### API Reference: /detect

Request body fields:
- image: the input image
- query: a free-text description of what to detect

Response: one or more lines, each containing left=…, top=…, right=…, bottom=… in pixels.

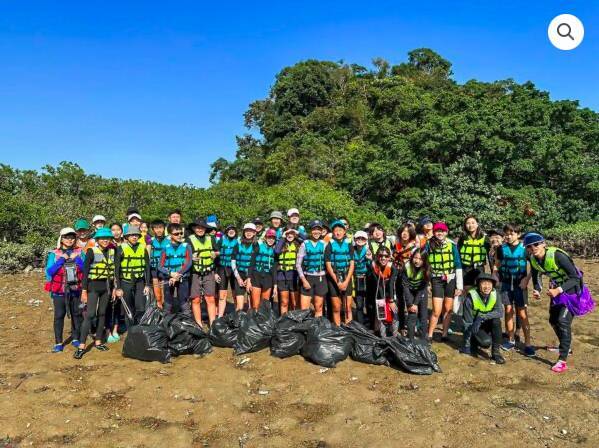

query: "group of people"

left=45, top=207, right=594, bottom=373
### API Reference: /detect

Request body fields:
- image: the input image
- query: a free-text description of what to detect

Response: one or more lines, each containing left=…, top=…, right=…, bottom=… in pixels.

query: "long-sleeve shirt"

left=114, top=243, right=151, bottom=288
left=400, top=269, right=427, bottom=307
left=462, top=288, right=504, bottom=344
left=157, top=243, right=193, bottom=278
left=531, top=251, right=581, bottom=294
left=45, top=249, right=85, bottom=280
left=81, top=247, right=113, bottom=290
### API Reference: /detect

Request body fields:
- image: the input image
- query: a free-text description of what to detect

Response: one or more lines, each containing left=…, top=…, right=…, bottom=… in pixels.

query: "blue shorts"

left=500, top=283, right=528, bottom=308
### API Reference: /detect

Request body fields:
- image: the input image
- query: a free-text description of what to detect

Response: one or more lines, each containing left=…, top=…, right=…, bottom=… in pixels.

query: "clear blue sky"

left=1, top=1, right=597, bottom=187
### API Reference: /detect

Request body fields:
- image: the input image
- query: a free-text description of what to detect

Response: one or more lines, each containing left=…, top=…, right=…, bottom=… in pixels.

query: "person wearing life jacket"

left=424, top=221, right=463, bottom=342
left=287, top=208, right=307, bottom=240
left=231, top=223, right=259, bottom=311
left=459, top=273, right=505, bottom=364
left=457, top=215, right=491, bottom=288
left=352, top=230, right=371, bottom=326
left=147, top=219, right=168, bottom=308
left=275, top=228, right=301, bottom=315
left=217, top=224, right=239, bottom=317
left=187, top=218, right=220, bottom=326
left=92, top=215, right=106, bottom=230
left=74, top=227, right=115, bottom=359
left=109, top=223, right=124, bottom=248
left=339, top=217, right=353, bottom=243
left=487, top=228, right=504, bottom=268
left=45, top=227, right=85, bottom=353
left=267, top=211, right=285, bottom=241
left=158, top=223, right=193, bottom=315
left=297, top=220, right=329, bottom=316
left=493, top=224, right=535, bottom=357
left=393, top=222, right=420, bottom=266
left=140, top=221, right=152, bottom=245
left=253, top=218, right=265, bottom=242
left=113, top=225, right=151, bottom=327
left=123, top=213, right=143, bottom=239
left=248, top=228, right=277, bottom=310
left=523, top=232, right=595, bottom=373
left=416, top=217, right=434, bottom=243
left=401, top=248, right=430, bottom=340
left=325, top=220, right=355, bottom=325
left=74, top=218, right=95, bottom=252
left=368, top=223, right=393, bottom=256
left=370, top=247, right=399, bottom=337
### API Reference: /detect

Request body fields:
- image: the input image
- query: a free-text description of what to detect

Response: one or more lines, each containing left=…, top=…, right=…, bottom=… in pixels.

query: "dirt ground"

left=1, top=260, right=598, bottom=448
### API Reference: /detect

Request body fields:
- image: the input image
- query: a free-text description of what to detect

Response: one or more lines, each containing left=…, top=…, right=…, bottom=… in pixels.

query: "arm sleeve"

left=179, top=245, right=193, bottom=275
left=231, top=245, right=240, bottom=278
left=554, top=251, right=581, bottom=293
left=81, top=249, right=94, bottom=290
left=114, top=247, right=123, bottom=289
left=481, top=293, right=504, bottom=320
left=462, top=294, right=475, bottom=346
left=389, top=266, right=399, bottom=303
left=453, top=243, right=463, bottom=289
left=274, top=238, right=285, bottom=255
left=45, top=252, right=64, bottom=279
left=531, top=264, right=542, bottom=291
left=401, top=270, right=416, bottom=307
left=296, top=242, right=306, bottom=279
left=158, top=250, right=169, bottom=277
left=211, top=236, right=219, bottom=256
left=324, top=244, right=332, bottom=262
left=144, top=250, right=151, bottom=287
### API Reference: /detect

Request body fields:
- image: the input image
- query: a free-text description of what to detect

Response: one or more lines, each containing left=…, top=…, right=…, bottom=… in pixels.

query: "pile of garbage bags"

left=123, top=300, right=441, bottom=375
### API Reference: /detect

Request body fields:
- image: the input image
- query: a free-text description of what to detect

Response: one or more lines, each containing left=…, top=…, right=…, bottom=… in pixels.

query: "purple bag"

left=552, top=284, right=595, bottom=317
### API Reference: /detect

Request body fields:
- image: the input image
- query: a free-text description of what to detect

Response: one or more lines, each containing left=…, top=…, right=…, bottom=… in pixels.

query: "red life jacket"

left=393, top=240, right=417, bottom=264
left=44, top=248, right=83, bottom=294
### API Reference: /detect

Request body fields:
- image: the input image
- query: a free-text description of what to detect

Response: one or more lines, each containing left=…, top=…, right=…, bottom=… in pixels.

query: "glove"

left=471, top=316, right=484, bottom=335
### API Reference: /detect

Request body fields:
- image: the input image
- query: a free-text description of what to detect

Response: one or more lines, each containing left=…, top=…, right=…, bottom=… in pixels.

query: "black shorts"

left=276, top=270, right=298, bottom=292
left=327, top=277, right=354, bottom=298
left=233, top=271, right=249, bottom=296
left=431, top=276, right=456, bottom=298
left=300, top=275, right=328, bottom=297
left=217, top=266, right=235, bottom=291
left=250, top=271, right=274, bottom=291
left=463, top=266, right=483, bottom=287
left=500, top=283, right=528, bottom=308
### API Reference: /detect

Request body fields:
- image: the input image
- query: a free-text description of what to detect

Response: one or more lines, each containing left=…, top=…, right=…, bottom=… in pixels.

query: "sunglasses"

left=171, top=232, right=183, bottom=236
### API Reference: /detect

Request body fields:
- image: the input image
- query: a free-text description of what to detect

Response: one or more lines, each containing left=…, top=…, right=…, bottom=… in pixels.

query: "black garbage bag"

left=270, top=309, right=314, bottom=358
left=301, top=317, right=353, bottom=368
left=385, top=336, right=441, bottom=375
left=139, top=295, right=165, bottom=326
left=209, top=311, right=245, bottom=347
left=342, top=320, right=389, bottom=366
left=161, top=313, right=212, bottom=357
left=162, top=313, right=204, bottom=339
left=234, top=301, right=277, bottom=355
left=122, top=325, right=171, bottom=363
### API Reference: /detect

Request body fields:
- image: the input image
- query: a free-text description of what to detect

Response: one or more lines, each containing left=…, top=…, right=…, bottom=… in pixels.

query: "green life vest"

left=89, top=247, right=115, bottom=280
left=255, top=242, right=275, bottom=273
left=529, top=247, right=572, bottom=286
left=278, top=242, right=297, bottom=271
left=460, top=235, right=487, bottom=267
left=189, top=235, right=215, bottom=273
left=470, top=289, right=497, bottom=314
left=120, top=243, right=146, bottom=280
left=428, top=240, right=456, bottom=275
left=405, top=263, right=425, bottom=289
left=329, top=239, right=351, bottom=275
left=369, top=239, right=392, bottom=256
left=236, top=242, right=254, bottom=273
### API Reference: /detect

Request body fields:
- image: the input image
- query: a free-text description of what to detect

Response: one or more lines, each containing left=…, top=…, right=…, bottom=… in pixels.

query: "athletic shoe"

left=95, top=344, right=109, bottom=352
left=73, top=349, right=85, bottom=359
left=524, top=346, right=536, bottom=357
left=551, top=360, right=568, bottom=373
left=491, top=352, right=506, bottom=364
left=458, top=346, right=471, bottom=355
left=500, top=341, right=515, bottom=352
left=71, top=339, right=80, bottom=348
left=52, top=344, right=64, bottom=353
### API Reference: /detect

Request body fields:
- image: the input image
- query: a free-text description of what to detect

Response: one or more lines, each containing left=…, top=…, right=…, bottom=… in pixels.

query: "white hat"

left=287, top=208, right=300, bottom=217
left=128, top=213, right=142, bottom=221
left=57, top=227, right=77, bottom=249
left=283, top=228, right=299, bottom=236
left=354, top=230, right=368, bottom=240
left=243, top=223, right=257, bottom=231
left=92, top=215, right=106, bottom=223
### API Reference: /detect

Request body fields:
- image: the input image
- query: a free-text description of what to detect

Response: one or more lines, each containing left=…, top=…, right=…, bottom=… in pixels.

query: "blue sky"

left=1, top=1, right=597, bottom=187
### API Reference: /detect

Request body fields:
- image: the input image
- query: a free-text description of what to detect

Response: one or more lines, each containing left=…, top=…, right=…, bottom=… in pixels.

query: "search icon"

left=548, top=14, right=584, bottom=50
left=557, top=23, right=574, bottom=41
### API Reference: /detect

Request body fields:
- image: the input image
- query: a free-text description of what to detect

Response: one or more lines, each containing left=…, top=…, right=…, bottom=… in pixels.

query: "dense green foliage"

left=211, top=49, right=599, bottom=230
left=1, top=48, right=598, bottom=270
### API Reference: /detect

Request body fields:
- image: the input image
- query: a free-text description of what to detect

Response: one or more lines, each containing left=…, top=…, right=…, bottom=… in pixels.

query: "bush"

left=0, top=242, right=42, bottom=273
left=545, top=221, right=599, bottom=258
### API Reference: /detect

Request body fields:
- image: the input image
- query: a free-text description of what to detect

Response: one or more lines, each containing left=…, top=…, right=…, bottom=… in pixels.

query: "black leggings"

left=121, top=279, right=147, bottom=325
left=51, top=293, right=83, bottom=344
left=406, top=288, right=428, bottom=340
left=471, top=318, right=502, bottom=352
left=80, top=281, right=111, bottom=345
left=549, top=304, right=573, bottom=361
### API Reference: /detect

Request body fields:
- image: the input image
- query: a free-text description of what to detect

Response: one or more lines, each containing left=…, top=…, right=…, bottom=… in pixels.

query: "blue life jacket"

left=219, top=236, right=238, bottom=268
left=499, top=243, right=527, bottom=280
left=255, top=242, right=275, bottom=273
left=303, top=240, right=326, bottom=273
left=163, top=242, right=188, bottom=273
left=150, top=237, right=169, bottom=269
left=353, top=245, right=369, bottom=276
left=329, top=239, right=351, bottom=274
left=236, top=242, right=254, bottom=273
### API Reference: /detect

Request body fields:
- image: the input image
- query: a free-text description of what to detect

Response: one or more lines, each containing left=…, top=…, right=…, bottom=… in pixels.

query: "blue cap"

left=309, top=220, right=324, bottom=230
left=330, top=219, right=345, bottom=230
left=523, top=232, right=545, bottom=247
left=94, top=228, right=113, bottom=239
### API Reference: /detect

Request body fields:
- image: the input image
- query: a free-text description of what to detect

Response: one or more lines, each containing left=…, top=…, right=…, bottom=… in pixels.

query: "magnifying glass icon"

left=557, top=23, right=575, bottom=40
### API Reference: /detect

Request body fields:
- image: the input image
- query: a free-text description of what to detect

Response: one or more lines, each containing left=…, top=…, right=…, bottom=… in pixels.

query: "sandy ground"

left=1, top=260, right=598, bottom=448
